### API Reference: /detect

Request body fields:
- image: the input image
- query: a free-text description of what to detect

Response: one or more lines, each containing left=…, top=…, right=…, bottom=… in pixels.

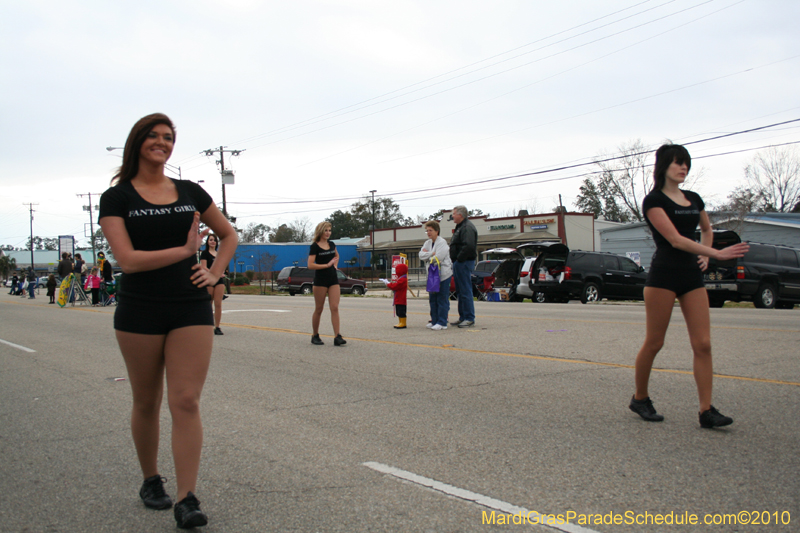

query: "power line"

left=226, top=118, right=800, bottom=208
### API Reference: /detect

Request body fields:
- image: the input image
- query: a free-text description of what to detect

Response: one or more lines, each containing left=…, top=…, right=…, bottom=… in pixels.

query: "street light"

left=106, top=146, right=182, bottom=179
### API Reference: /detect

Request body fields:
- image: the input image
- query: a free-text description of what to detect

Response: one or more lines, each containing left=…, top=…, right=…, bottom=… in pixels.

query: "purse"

left=426, top=257, right=441, bottom=293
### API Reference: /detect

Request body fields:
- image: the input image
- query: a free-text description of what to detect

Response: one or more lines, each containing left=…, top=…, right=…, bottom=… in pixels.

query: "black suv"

left=276, top=267, right=367, bottom=296
left=529, top=244, right=647, bottom=303
left=703, top=231, right=800, bottom=309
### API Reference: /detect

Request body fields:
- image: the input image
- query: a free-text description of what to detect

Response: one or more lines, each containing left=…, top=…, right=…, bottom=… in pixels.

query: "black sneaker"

left=214, top=327, right=223, bottom=336
left=222, top=294, right=229, bottom=300
left=174, top=492, right=208, bottom=529
left=311, top=334, right=324, bottom=345
left=334, top=334, right=346, bottom=346
left=699, top=406, right=733, bottom=428
left=629, top=395, right=664, bottom=422
left=139, top=475, right=172, bottom=510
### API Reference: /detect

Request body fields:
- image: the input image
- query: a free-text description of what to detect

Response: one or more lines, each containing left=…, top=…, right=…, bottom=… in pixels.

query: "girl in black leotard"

left=200, top=234, right=226, bottom=335
left=308, top=221, right=346, bottom=346
left=629, top=144, right=748, bottom=429
left=99, top=113, right=238, bottom=528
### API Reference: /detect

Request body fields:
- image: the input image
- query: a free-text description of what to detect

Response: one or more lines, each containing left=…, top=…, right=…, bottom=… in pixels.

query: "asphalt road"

left=1, top=292, right=798, bottom=532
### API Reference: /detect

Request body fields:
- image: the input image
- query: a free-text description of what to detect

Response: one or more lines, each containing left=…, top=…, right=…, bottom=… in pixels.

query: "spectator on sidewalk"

left=449, top=205, right=478, bottom=328
left=57, top=252, right=72, bottom=282
left=46, top=274, right=57, bottom=304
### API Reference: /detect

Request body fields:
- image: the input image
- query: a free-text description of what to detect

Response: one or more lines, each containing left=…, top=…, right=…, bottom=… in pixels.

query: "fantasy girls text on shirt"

left=128, top=204, right=197, bottom=217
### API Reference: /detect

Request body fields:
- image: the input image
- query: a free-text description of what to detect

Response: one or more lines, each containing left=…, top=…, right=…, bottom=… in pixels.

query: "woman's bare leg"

left=327, top=284, right=341, bottom=336
left=634, top=287, right=676, bottom=400
left=210, top=284, right=224, bottom=328
left=312, top=286, right=328, bottom=335
left=678, top=288, right=713, bottom=412
left=164, top=325, right=213, bottom=501
left=116, top=331, right=167, bottom=479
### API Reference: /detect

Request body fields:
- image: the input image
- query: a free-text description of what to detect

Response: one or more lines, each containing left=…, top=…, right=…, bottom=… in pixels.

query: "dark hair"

left=111, top=113, right=176, bottom=186
left=652, top=143, right=691, bottom=191
left=75, top=253, right=82, bottom=260
left=205, top=234, right=219, bottom=250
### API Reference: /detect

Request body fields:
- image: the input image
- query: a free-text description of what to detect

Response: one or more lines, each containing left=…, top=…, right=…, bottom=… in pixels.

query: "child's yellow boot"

left=394, top=317, right=407, bottom=329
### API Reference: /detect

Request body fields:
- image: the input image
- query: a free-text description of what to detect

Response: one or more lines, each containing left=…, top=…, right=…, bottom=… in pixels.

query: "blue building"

left=227, top=238, right=371, bottom=275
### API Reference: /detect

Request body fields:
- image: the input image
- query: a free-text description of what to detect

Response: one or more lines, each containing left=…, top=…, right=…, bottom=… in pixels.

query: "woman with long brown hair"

left=99, top=113, right=237, bottom=528
left=200, top=233, right=226, bottom=335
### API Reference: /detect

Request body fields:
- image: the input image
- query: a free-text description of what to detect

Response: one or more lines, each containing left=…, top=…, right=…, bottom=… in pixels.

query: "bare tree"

left=576, top=139, right=703, bottom=221
left=253, top=252, right=278, bottom=295
left=742, top=146, right=800, bottom=212
left=591, top=139, right=652, bottom=221
left=289, top=217, right=312, bottom=242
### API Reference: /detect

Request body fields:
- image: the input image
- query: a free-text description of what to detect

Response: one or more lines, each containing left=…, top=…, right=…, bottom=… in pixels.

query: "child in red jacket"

left=384, top=263, right=408, bottom=329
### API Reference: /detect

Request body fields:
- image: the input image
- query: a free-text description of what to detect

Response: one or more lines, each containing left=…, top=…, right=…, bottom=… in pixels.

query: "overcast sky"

left=2, top=0, right=799, bottom=249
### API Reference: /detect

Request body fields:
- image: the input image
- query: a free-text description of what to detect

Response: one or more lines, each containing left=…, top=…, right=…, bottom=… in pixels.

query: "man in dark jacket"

left=449, top=205, right=478, bottom=327
left=27, top=267, right=37, bottom=299
left=57, top=253, right=72, bottom=281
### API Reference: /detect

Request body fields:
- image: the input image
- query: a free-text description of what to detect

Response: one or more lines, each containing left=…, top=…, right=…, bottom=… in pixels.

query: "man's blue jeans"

left=429, top=276, right=451, bottom=327
left=453, top=260, right=475, bottom=322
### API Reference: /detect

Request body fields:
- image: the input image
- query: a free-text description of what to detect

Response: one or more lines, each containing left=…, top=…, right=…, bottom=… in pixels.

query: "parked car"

left=276, top=266, right=367, bottom=296
left=702, top=230, right=800, bottom=309
left=474, top=244, right=551, bottom=299
left=506, top=243, right=564, bottom=303
left=530, top=244, right=647, bottom=303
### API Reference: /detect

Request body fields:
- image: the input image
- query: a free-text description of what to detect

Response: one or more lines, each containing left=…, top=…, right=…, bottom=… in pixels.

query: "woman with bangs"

left=629, top=143, right=749, bottom=429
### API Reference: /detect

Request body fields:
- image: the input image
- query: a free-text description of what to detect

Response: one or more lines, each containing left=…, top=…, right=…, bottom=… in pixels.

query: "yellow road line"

left=5, top=300, right=796, bottom=385
left=227, top=323, right=800, bottom=388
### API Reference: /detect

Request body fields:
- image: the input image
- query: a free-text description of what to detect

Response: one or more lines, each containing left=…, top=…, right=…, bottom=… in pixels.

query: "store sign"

left=488, top=224, right=515, bottom=230
left=528, top=224, right=548, bottom=230
left=523, top=218, right=555, bottom=225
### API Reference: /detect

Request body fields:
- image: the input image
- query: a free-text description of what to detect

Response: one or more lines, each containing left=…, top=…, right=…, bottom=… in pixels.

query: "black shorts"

left=646, top=266, right=705, bottom=297
left=114, top=297, right=213, bottom=335
left=314, top=269, right=339, bottom=288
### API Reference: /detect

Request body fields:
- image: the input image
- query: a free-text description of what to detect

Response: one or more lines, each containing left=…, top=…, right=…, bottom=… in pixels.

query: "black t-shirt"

left=642, top=189, right=705, bottom=270
left=309, top=241, right=337, bottom=284
left=99, top=179, right=213, bottom=302
left=199, top=248, right=217, bottom=270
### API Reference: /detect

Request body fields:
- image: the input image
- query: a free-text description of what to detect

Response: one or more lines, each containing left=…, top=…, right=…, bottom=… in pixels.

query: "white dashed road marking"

left=0, top=339, right=36, bottom=352
left=363, top=462, right=600, bottom=533
left=221, top=309, right=291, bottom=314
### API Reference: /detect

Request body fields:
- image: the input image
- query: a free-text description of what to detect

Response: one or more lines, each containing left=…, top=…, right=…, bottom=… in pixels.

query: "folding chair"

left=476, top=275, right=495, bottom=301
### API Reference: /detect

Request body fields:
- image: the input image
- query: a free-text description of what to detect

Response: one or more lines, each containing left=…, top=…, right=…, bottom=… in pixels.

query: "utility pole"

left=24, top=203, right=38, bottom=272
left=77, top=193, right=100, bottom=264
left=201, top=146, right=244, bottom=217
left=370, top=190, right=377, bottom=277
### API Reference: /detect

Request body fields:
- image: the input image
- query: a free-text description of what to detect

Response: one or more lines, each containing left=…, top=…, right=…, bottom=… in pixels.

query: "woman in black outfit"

left=199, top=234, right=226, bottom=335
left=308, top=221, right=346, bottom=346
left=630, top=144, right=749, bottom=429
left=99, top=113, right=237, bottom=529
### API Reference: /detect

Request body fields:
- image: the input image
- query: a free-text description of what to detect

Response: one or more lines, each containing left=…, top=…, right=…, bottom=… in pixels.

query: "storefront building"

left=364, top=210, right=596, bottom=273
